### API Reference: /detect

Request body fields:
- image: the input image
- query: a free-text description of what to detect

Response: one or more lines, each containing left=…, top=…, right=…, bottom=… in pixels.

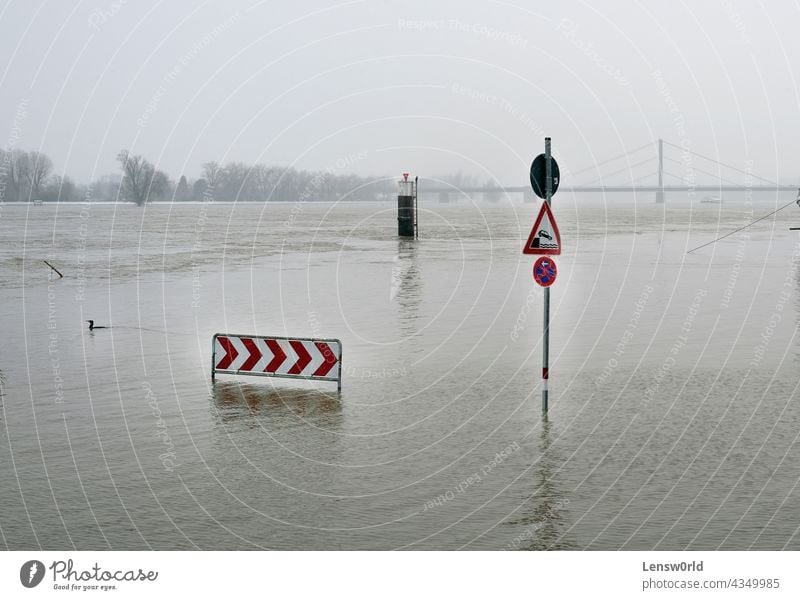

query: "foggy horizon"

left=1, top=1, right=799, bottom=188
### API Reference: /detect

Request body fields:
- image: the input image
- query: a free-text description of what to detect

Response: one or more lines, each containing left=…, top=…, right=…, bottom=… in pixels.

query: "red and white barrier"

left=212, top=334, right=342, bottom=390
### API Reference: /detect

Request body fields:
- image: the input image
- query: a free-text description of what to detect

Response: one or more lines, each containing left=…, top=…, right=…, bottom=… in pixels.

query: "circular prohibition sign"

left=533, top=256, right=557, bottom=287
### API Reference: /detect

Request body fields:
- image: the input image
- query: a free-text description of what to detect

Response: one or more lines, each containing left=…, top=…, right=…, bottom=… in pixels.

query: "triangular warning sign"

left=523, top=201, right=561, bottom=255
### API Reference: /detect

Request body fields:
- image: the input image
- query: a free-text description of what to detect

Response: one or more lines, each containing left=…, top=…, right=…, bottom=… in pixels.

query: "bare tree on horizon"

left=117, top=149, right=169, bottom=205
left=202, top=161, right=221, bottom=189
left=24, top=151, right=52, bottom=201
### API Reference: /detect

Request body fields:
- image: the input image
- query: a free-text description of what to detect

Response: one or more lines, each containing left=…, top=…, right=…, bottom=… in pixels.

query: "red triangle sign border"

left=523, top=201, right=561, bottom=255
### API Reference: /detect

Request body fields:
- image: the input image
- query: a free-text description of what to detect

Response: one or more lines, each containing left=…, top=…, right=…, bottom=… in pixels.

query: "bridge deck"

left=424, top=185, right=797, bottom=194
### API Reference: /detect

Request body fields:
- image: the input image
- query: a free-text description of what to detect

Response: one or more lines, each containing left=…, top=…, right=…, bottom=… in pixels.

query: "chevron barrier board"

left=212, top=334, right=342, bottom=391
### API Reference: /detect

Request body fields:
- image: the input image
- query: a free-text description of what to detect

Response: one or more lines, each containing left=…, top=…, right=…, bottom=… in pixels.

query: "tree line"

left=0, top=148, right=491, bottom=205
left=0, top=149, right=55, bottom=202
left=0, top=148, right=405, bottom=205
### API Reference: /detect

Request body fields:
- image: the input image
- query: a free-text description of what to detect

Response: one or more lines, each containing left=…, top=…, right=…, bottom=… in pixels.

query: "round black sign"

left=530, top=154, right=560, bottom=199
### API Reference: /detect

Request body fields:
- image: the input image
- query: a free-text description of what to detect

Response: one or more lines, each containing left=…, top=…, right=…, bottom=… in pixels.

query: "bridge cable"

left=569, top=142, right=654, bottom=177
left=662, top=170, right=686, bottom=182
left=663, top=157, right=742, bottom=186
left=583, top=156, right=655, bottom=186
left=661, top=140, right=778, bottom=185
left=686, top=196, right=799, bottom=254
left=631, top=172, right=659, bottom=186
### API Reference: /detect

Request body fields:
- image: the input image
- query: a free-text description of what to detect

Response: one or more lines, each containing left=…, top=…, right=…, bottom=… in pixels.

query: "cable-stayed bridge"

left=424, top=139, right=796, bottom=202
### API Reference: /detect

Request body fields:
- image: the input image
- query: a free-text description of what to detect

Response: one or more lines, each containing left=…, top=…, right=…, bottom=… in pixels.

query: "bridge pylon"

left=656, top=138, right=665, bottom=203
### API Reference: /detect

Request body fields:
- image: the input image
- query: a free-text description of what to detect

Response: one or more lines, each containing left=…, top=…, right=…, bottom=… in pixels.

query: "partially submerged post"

left=542, top=139, right=553, bottom=413
left=523, top=138, right=562, bottom=414
left=397, top=173, right=417, bottom=238
left=43, top=260, right=63, bottom=278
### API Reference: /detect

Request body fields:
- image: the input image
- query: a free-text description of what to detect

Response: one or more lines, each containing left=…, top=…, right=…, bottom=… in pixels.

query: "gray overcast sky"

left=1, top=0, right=798, bottom=186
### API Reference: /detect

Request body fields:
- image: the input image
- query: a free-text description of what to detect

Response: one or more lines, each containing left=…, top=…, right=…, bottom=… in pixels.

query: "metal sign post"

left=543, top=138, right=553, bottom=413
left=524, top=138, right=560, bottom=413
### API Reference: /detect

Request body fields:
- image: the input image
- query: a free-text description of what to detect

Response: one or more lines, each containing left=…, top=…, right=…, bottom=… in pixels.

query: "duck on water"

left=86, top=320, right=108, bottom=331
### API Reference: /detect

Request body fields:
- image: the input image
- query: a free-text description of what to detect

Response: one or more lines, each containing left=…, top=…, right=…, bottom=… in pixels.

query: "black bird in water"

left=86, top=320, right=108, bottom=331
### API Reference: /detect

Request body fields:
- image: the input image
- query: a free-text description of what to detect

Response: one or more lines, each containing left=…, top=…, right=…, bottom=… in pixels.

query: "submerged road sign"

left=533, top=257, right=557, bottom=287
left=212, top=334, right=342, bottom=390
left=530, top=153, right=560, bottom=199
left=523, top=201, right=561, bottom=255
left=527, top=137, right=560, bottom=414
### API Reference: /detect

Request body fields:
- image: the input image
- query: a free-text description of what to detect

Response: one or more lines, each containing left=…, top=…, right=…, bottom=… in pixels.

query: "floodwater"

left=1, top=193, right=800, bottom=550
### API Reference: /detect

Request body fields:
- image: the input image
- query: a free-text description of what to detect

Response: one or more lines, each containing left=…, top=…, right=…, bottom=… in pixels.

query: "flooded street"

left=1, top=197, right=799, bottom=550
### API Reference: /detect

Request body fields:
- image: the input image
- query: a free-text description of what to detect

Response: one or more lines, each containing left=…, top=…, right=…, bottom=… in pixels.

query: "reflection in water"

left=795, top=258, right=800, bottom=362
left=392, top=239, right=421, bottom=337
left=508, top=416, right=575, bottom=550
left=211, top=381, right=342, bottom=430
